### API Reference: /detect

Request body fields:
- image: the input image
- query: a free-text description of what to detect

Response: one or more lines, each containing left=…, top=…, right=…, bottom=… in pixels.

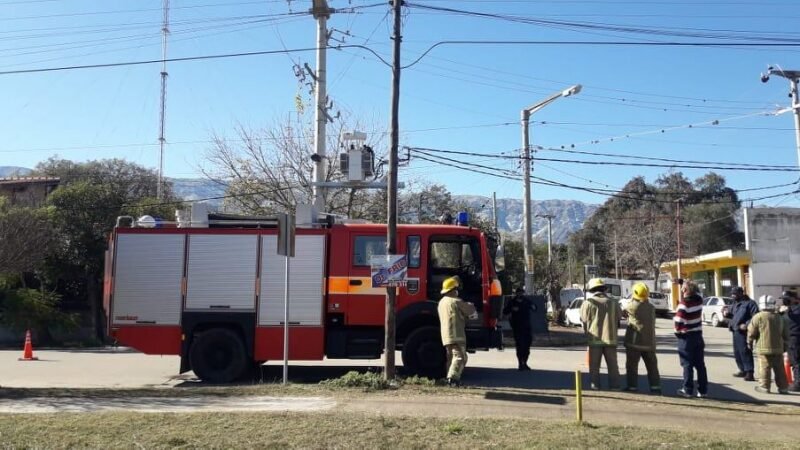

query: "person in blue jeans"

left=673, top=280, right=709, bottom=398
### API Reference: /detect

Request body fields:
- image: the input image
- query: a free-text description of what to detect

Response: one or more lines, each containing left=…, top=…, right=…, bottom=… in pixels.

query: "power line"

left=0, top=44, right=393, bottom=76
left=537, top=146, right=798, bottom=169
left=409, top=151, right=800, bottom=204
left=406, top=3, right=800, bottom=41
left=407, top=146, right=800, bottom=172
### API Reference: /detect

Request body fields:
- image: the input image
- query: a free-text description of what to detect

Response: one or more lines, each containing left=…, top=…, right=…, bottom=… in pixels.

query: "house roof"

left=0, top=176, right=60, bottom=186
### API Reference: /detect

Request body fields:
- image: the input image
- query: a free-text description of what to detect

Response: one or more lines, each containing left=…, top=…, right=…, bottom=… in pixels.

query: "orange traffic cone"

left=18, top=330, right=38, bottom=361
left=784, top=353, right=793, bottom=385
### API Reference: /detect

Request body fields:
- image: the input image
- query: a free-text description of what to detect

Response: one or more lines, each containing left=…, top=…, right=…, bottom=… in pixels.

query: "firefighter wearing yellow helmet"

left=437, top=276, right=476, bottom=386
left=580, top=278, right=622, bottom=390
left=623, top=282, right=661, bottom=394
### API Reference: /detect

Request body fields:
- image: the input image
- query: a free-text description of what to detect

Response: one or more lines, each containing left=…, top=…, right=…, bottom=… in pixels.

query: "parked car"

left=648, top=292, right=671, bottom=316
left=702, top=296, right=733, bottom=327
left=564, top=297, right=584, bottom=327
left=620, top=292, right=670, bottom=316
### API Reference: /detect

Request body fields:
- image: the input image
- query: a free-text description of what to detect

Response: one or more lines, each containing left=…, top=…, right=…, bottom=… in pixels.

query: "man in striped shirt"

left=674, top=280, right=709, bottom=398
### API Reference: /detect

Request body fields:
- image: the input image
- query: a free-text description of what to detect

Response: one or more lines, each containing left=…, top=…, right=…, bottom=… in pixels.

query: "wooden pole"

left=384, top=0, right=403, bottom=381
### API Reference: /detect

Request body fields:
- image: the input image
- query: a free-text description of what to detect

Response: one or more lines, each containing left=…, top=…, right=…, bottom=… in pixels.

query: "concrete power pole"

left=520, top=85, right=581, bottom=295
left=311, top=0, right=332, bottom=212
left=614, top=230, right=620, bottom=279
left=537, top=214, right=554, bottom=308
left=156, top=0, right=170, bottom=200
left=384, top=0, right=403, bottom=381
left=492, top=192, right=498, bottom=232
left=675, top=198, right=683, bottom=284
left=521, top=115, right=535, bottom=295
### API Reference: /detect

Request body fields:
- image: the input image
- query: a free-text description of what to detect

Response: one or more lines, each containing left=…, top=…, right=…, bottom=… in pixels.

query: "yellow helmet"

left=632, top=283, right=650, bottom=301
left=587, top=278, right=606, bottom=292
left=441, top=276, right=461, bottom=295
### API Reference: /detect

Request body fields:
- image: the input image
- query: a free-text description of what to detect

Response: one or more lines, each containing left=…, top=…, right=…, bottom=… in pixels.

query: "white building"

left=744, top=207, right=800, bottom=299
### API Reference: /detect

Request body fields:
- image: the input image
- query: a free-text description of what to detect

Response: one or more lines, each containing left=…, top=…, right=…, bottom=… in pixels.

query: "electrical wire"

left=0, top=44, right=393, bottom=77
left=407, top=146, right=800, bottom=171
left=409, top=151, right=800, bottom=205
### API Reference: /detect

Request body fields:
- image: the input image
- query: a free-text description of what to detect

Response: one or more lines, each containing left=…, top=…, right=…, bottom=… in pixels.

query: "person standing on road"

left=780, top=291, right=800, bottom=391
left=748, top=295, right=790, bottom=394
left=503, top=287, right=535, bottom=371
left=438, top=276, right=476, bottom=387
left=728, top=286, right=759, bottom=381
left=623, top=282, right=661, bottom=394
left=674, top=280, right=709, bottom=398
left=580, top=278, right=622, bottom=390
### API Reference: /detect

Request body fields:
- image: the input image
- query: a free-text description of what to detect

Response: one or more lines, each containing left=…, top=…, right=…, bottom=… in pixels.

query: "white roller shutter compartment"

left=186, top=234, right=257, bottom=310
left=112, top=233, right=184, bottom=325
left=259, top=234, right=325, bottom=326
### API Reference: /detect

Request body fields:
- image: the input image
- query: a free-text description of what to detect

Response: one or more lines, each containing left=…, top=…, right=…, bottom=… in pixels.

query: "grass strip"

left=0, top=410, right=791, bottom=449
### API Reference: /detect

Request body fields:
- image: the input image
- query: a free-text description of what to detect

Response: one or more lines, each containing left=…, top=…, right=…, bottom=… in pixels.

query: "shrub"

left=0, top=287, right=78, bottom=342
left=319, top=371, right=390, bottom=391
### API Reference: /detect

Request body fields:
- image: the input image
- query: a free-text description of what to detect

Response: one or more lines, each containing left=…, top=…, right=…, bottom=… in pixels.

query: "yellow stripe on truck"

left=327, top=277, right=385, bottom=295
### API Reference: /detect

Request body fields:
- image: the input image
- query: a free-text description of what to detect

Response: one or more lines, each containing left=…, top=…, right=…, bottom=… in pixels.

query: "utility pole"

left=521, top=114, right=535, bottom=295
left=311, top=0, right=332, bottom=212
left=761, top=67, right=800, bottom=167
left=567, top=244, right=573, bottom=287
left=384, top=0, right=403, bottom=381
left=614, top=230, right=619, bottom=279
left=156, top=0, right=170, bottom=200
left=492, top=192, right=498, bottom=232
left=676, top=199, right=683, bottom=280
left=520, top=85, right=581, bottom=295
left=537, top=213, right=554, bottom=309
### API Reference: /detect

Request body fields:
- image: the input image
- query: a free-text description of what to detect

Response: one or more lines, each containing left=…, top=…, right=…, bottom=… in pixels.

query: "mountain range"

left=171, top=180, right=597, bottom=244
left=1, top=167, right=596, bottom=244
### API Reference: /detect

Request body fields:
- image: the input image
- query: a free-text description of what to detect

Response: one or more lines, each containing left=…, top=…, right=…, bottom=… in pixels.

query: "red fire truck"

left=103, top=212, right=504, bottom=383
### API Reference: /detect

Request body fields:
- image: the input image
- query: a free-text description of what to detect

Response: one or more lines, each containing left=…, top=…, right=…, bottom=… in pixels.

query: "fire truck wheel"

left=401, top=326, right=446, bottom=379
left=189, top=328, right=248, bottom=383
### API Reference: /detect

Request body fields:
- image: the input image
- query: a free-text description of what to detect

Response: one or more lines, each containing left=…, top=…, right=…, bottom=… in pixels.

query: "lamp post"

left=761, top=67, right=800, bottom=168
left=521, top=85, right=582, bottom=295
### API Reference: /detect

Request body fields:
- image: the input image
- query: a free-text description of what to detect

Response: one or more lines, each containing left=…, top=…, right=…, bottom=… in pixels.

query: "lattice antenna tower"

left=157, top=0, right=170, bottom=199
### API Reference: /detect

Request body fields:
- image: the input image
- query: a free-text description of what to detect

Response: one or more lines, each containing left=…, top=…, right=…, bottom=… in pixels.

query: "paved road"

left=1, top=318, right=797, bottom=405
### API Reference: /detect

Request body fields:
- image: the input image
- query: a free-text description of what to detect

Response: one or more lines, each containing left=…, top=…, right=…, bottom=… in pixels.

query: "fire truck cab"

left=104, top=211, right=504, bottom=383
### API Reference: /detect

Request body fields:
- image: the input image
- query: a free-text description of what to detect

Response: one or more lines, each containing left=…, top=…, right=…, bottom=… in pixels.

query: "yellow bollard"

left=575, top=369, right=583, bottom=423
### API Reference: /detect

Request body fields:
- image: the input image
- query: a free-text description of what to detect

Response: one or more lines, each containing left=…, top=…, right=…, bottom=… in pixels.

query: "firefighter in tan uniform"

left=438, top=276, right=477, bottom=386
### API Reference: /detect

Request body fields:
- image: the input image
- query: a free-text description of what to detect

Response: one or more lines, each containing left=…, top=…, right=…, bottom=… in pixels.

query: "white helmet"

left=758, top=295, right=776, bottom=311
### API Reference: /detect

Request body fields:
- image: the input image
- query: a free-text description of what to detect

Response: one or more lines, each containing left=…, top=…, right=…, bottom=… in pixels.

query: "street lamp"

left=521, top=85, right=581, bottom=295
left=761, top=66, right=800, bottom=168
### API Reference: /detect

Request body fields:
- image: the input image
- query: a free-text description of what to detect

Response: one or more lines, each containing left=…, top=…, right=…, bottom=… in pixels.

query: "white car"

left=621, top=292, right=671, bottom=317
left=564, top=297, right=584, bottom=327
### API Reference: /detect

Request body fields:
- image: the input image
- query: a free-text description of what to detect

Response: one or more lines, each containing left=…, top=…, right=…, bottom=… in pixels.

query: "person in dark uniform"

left=503, top=288, right=535, bottom=371
left=728, top=286, right=759, bottom=381
left=780, top=291, right=800, bottom=391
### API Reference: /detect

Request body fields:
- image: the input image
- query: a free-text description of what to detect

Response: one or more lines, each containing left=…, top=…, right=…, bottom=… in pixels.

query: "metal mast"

left=157, top=0, right=170, bottom=200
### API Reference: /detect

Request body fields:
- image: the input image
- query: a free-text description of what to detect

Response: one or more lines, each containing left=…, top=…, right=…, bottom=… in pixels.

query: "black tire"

left=401, top=326, right=446, bottom=379
left=711, top=313, right=721, bottom=328
left=190, top=328, right=248, bottom=383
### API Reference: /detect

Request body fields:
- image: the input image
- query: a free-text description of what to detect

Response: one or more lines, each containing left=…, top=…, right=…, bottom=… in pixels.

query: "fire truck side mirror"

left=494, top=244, right=506, bottom=273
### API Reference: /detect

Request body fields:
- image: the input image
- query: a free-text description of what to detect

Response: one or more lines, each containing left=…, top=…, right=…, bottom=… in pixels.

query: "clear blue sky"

left=1, top=0, right=799, bottom=207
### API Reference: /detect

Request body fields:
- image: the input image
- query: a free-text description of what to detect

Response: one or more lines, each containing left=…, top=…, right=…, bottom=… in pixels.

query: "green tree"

left=570, top=171, right=742, bottom=285
left=0, top=199, right=54, bottom=282
left=36, top=159, right=178, bottom=340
